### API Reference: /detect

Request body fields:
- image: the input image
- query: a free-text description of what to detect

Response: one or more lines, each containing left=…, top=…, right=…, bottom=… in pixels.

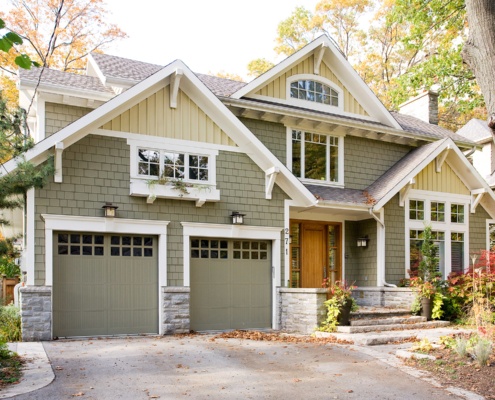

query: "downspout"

left=463, top=146, right=476, bottom=159
left=369, top=208, right=397, bottom=288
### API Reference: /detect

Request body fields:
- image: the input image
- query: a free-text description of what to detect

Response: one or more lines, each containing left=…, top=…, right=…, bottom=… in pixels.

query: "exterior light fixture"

left=102, top=202, right=118, bottom=218
left=231, top=211, right=246, bottom=225
left=357, top=236, right=369, bottom=247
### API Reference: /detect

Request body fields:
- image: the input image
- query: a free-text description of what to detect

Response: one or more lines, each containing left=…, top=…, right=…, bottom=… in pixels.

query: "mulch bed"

left=405, top=345, right=495, bottom=399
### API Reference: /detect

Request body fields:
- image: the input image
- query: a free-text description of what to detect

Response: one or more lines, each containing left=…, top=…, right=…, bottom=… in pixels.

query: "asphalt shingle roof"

left=305, top=139, right=447, bottom=206
left=21, top=53, right=474, bottom=146
left=19, top=68, right=114, bottom=95
left=456, top=118, right=492, bottom=143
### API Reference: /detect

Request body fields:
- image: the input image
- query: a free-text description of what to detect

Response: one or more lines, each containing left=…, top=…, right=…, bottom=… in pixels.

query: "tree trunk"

left=462, top=0, right=495, bottom=134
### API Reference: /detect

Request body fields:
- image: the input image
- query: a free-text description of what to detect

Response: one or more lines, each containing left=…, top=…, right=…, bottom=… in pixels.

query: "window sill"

left=129, top=179, right=220, bottom=207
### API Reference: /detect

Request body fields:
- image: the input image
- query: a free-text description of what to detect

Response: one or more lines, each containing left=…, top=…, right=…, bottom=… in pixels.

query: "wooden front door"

left=301, top=224, right=327, bottom=288
left=290, top=221, right=342, bottom=288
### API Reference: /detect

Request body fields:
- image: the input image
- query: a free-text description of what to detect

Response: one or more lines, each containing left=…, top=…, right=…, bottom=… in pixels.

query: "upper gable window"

left=290, top=80, right=339, bottom=107
left=286, top=74, right=343, bottom=113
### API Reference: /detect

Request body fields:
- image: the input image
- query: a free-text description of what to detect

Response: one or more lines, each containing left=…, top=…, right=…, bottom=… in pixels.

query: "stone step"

left=350, top=315, right=426, bottom=326
left=350, top=307, right=412, bottom=320
left=336, top=320, right=450, bottom=334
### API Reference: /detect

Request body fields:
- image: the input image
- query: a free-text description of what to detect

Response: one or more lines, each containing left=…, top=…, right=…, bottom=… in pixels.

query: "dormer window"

left=290, top=80, right=339, bottom=107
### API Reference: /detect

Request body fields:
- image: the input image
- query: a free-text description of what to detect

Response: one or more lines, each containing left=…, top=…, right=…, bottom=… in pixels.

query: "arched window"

left=290, top=79, right=339, bottom=107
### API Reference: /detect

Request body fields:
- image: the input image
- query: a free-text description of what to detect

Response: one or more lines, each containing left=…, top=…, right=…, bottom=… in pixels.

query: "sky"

left=104, top=0, right=320, bottom=80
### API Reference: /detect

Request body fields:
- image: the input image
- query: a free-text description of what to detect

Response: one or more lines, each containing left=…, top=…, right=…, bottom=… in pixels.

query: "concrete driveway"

left=11, top=334, right=462, bottom=400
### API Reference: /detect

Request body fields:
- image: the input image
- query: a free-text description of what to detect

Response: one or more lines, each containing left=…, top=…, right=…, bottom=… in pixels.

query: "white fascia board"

left=20, top=80, right=114, bottom=103
left=321, top=50, right=401, bottom=130
left=3, top=61, right=182, bottom=175
left=179, top=70, right=317, bottom=207
left=86, top=53, right=106, bottom=84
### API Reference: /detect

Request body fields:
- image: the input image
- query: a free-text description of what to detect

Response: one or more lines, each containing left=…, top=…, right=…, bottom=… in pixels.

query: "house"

left=6, top=35, right=495, bottom=340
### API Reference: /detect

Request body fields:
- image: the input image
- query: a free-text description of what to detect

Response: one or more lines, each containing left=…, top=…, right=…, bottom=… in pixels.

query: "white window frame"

left=405, top=190, right=469, bottom=278
left=128, top=138, right=220, bottom=204
left=286, top=127, right=345, bottom=187
left=286, top=74, right=344, bottom=113
left=486, top=219, right=495, bottom=251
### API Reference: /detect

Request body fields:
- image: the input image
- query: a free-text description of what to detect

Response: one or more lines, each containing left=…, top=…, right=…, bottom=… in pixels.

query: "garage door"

left=53, top=232, right=158, bottom=337
left=190, top=238, right=271, bottom=331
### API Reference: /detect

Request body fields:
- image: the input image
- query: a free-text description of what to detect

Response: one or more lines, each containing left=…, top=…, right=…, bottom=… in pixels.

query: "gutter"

left=369, top=208, right=397, bottom=288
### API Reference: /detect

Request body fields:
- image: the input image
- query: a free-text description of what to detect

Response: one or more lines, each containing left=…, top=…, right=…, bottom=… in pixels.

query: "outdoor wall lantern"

left=230, top=211, right=246, bottom=225
left=357, top=236, right=369, bottom=247
left=102, top=202, right=118, bottom=218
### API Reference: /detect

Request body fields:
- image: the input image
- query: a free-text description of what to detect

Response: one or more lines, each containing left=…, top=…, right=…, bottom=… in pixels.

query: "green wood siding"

left=470, top=205, right=491, bottom=253
left=45, top=103, right=92, bottom=137
left=344, top=219, right=377, bottom=287
left=384, top=194, right=406, bottom=284
left=34, top=135, right=288, bottom=286
left=344, top=136, right=412, bottom=190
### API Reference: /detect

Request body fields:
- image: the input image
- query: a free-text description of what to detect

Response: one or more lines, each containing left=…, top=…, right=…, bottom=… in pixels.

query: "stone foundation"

left=352, top=287, right=415, bottom=308
left=277, top=288, right=327, bottom=334
left=20, top=286, right=52, bottom=341
left=162, top=286, right=190, bottom=334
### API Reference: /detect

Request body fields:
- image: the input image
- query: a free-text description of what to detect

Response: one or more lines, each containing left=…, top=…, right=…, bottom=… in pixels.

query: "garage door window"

left=191, top=239, right=228, bottom=259
left=110, top=236, right=154, bottom=257
left=233, top=241, right=268, bottom=260
left=57, top=233, right=104, bottom=256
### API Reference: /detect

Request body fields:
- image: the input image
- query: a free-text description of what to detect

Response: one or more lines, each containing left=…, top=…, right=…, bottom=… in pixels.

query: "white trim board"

left=181, top=222, right=282, bottom=330
left=40, top=214, right=170, bottom=335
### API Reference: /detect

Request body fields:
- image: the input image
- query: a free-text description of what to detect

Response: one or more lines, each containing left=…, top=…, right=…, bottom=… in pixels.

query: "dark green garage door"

left=190, top=238, right=271, bottom=331
left=53, top=232, right=158, bottom=338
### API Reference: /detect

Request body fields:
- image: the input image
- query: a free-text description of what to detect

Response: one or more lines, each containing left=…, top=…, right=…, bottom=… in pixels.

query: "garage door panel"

left=190, top=238, right=272, bottom=331
left=53, top=232, right=158, bottom=337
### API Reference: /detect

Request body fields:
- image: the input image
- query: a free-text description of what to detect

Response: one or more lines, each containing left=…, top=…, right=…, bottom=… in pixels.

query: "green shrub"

left=0, top=305, right=21, bottom=342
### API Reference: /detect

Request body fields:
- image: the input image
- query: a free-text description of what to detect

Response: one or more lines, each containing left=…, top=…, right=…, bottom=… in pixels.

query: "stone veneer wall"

left=278, top=288, right=327, bottom=334
left=162, top=287, right=190, bottom=334
left=352, top=287, right=415, bottom=308
left=20, top=286, right=52, bottom=341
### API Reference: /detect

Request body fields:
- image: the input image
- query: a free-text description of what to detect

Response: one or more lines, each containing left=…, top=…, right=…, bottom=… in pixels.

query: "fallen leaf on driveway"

left=54, top=366, right=63, bottom=370
left=293, top=378, right=301, bottom=382
left=71, top=392, right=84, bottom=397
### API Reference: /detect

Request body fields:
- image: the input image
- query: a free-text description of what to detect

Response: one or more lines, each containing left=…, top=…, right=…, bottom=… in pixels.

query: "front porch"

left=277, top=286, right=416, bottom=334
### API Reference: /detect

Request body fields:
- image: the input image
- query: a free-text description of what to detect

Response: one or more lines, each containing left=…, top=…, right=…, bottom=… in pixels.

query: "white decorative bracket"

left=147, top=194, right=156, bottom=204
left=54, top=142, right=64, bottom=183
left=195, top=197, right=206, bottom=207
left=399, top=178, right=415, bottom=206
left=471, top=188, right=486, bottom=213
left=170, top=68, right=184, bottom=109
left=265, top=167, right=280, bottom=200
left=314, top=43, right=327, bottom=75
left=435, top=147, right=450, bottom=172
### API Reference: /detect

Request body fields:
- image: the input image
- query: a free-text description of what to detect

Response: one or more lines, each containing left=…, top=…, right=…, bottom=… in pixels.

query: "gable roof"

left=304, top=137, right=495, bottom=218
left=456, top=118, right=492, bottom=143
left=230, top=35, right=402, bottom=130
left=88, top=53, right=246, bottom=97
left=8, top=60, right=317, bottom=207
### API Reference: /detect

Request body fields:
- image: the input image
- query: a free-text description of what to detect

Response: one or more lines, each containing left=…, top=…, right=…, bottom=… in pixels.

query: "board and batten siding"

left=100, top=87, right=235, bottom=146
left=412, top=161, right=470, bottom=195
left=253, top=55, right=368, bottom=116
left=345, top=219, right=378, bottom=287
left=33, top=135, right=287, bottom=286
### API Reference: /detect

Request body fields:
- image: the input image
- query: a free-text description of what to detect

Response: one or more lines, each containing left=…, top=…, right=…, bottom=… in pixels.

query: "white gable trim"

left=232, top=35, right=402, bottom=130
left=373, top=138, right=495, bottom=218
